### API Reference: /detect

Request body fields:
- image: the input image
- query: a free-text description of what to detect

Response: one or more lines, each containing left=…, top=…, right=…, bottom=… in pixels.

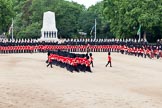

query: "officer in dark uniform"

left=89, top=53, right=94, bottom=67
left=46, top=52, right=53, bottom=68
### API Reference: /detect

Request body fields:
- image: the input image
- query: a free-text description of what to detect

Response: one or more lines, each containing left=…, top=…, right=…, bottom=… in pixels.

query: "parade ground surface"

left=0, top=52, right=162, bottom=108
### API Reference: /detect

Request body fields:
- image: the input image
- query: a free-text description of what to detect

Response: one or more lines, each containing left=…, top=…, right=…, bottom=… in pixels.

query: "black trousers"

left=105, top=61, right=112, bottom=67
left=90, top=61, right=94, bottom=67
left=47, top=62, right=53, bottom=68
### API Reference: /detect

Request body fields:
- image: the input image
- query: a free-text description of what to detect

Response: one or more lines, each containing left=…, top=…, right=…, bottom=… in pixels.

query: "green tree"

left=78, top=1, right=113, bottom=39
left=0, top=0, right=13, bottom=34
left=17, top=22, right=41, bottom=39
left=13, top=0, right=85, bottom=39
left=55, top=1, right=85, bottom=38
left=103, top=0, right=162, bottom=42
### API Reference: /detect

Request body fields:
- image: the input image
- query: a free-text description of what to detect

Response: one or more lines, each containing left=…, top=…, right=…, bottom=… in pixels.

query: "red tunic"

left=108, top=55, right=111, bottom=62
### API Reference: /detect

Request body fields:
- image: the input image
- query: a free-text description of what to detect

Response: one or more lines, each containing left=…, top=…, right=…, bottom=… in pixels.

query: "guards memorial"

left=40, top=11, right=58, bottom=41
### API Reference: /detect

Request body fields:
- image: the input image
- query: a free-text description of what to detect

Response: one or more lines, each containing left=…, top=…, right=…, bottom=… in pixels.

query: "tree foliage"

left=0, top=0, right=13, bottom=34
left=78, top=1, right=113, bottom=39
left=103, top=0, right=162, bottom=42
left=0, top=0, right=161, bottom=42
left=12, top=0, right=86, bottom=39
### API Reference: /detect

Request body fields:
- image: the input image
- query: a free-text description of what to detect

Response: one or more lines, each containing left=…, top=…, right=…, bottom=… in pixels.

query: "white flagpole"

left=137, top=25, right=141, bottom=42
left=11, top=18, right=14, bottom=40
left=94, top=19, right=97, bottom=40
left=139, top=32, right=141, bottom=42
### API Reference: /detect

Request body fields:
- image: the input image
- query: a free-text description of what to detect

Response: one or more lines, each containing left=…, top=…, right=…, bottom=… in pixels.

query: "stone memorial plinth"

left=39, top=11, right=58, bottom=41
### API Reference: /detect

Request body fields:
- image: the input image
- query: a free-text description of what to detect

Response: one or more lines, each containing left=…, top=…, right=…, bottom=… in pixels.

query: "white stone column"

left=44, top=31, right=46, bottom=38
left=41, top=31, right=44, bottom=39
left=50, top=31, right=52, bottom=38
left=40, top=11, right=59, bottom=41
left=56, top=32, right=57, bottom=38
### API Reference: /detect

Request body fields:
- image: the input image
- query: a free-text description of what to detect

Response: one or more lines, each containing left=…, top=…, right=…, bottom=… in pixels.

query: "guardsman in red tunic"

left=146, top=47, right=151, bottom=58
left=84, top=56, right=92, bottom=72
left=0, top=46, right=2, bottom=53
left=72, top=56, right=79, bottom=72
left=155, top=46, right=160, bottom=59
left=105, top=52, right=112, bottom=67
